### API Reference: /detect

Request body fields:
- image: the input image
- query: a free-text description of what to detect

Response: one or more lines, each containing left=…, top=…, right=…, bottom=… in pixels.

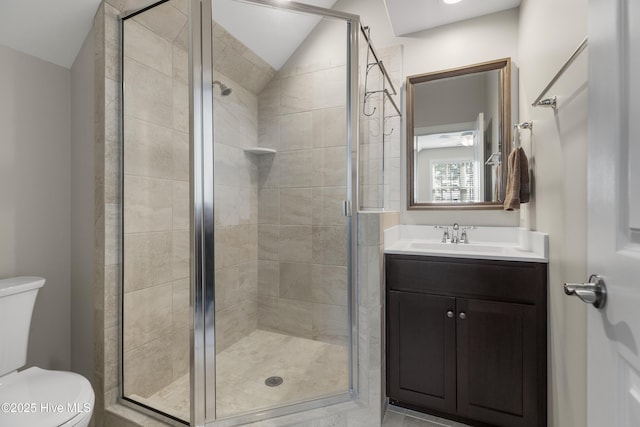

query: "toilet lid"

left=0, top=367, right=94, bottom=427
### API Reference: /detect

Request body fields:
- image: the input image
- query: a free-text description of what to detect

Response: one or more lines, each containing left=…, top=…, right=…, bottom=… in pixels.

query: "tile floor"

left=131, top=330, right=349, bottom=421
left=382, top=406, right=472, bottom=427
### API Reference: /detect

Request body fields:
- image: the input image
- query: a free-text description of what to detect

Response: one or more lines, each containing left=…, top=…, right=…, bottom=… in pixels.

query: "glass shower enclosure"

left=120, top=0, right=359, bottom=425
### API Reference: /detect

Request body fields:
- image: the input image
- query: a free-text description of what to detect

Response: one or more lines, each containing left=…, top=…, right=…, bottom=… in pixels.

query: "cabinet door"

left=388, top=290, right=456, bottom=413
left=457, top=298, right=538, bottom=427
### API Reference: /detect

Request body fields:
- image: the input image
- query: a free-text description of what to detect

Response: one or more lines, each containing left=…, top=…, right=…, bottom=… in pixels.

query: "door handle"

left=564, top=274, right=607, bottom=309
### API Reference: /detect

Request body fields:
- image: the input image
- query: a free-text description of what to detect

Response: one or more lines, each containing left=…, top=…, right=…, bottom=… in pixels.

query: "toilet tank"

left=0, top=277, right=45, bottom=377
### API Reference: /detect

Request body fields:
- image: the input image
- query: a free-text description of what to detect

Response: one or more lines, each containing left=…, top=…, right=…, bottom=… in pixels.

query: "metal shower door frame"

left=192, top=1, right=361, bottom=426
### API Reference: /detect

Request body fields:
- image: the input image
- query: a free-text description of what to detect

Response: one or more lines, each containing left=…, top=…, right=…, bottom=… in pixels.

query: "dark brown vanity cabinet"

left=386, top=254, right=547, bottom=427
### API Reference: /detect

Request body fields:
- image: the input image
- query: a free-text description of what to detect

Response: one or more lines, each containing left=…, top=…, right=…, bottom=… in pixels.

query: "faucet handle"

left=460, top=226, right=476, bottom=244
left=435, top=225, right=450, bottom=243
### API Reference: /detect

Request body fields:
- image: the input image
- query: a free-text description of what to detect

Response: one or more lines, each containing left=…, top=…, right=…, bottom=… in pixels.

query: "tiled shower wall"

left=256, top=18, right=350, bottom=345
left=211, top=21, right=275, bottom=353
left=120, top=1, right=190, bottom=398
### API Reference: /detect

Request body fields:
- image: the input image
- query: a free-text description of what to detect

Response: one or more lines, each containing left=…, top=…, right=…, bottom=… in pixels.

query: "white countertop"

left=384, top=225, right=548, bottom=263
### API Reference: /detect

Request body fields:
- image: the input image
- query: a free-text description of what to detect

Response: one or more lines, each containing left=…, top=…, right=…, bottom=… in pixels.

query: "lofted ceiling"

left=213, top=0, right=338, bottom=70
left=0, top=0, right=101, bottom=68
left=0, top=0, right=521, bottom=70
left=383, top=0, right=521, bottom=36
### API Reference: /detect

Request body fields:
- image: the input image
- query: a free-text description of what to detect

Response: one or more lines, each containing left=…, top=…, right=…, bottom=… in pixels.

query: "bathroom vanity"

left=384, top=226, right=548, bottom=427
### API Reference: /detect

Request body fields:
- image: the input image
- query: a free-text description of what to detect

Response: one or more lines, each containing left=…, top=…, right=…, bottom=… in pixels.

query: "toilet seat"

left=0, top=367, right=94, bottom=427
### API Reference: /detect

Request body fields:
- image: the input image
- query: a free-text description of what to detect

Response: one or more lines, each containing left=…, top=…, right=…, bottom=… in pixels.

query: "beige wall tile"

left=257, top=156, right=279, bottom=189
left=311, top=265, right=348, bottom=306
left=124, top=58, right=172, bottom=127
left=280, top=74, right=313, bottom=114
left=172, top=45, right=188, bottom=85
left=124, top=175, right=173, bottom=233
left=172, top=321, right=190, bottom=380
left=124, top=232, right=173, bottom=292
left=172, top=278, right=189, bottom=313
left=131, top=2, right=186, bottom=42
left=236, top=187, right=256, bottom=225
left=258, top=79, right=280, bottom=121
left=104, top=265, right=120, bottom=329
left=322, top=147, right=347, bottom=187
left=280, top=188, right=313, bottom=226
left=124, top=117, right=173, bottom=179
left=215, top=265, right=239, bottom=309
left=258, top=188, right=279, bottom=225
left=172, top=181, right=189, bottom=230
left=279, top=226, right=312, bottom=263
left=258, top=260, right=279, bottom=298
left=313, top=106, right=346, bottom=148
left=172, top=130, right=189, bottom=181
left=280, top=112, right=313, bottom=151
left=105, top=138, right=120, bottom=205
left=277, top=298, right=313, bottom=339
left=105, top=203, right=121, bottom=266
left=172, top=81, right=189, bottom=133
left=312, top=303, right=349, bottom=345
left=322, top=187, right=347, bottom=226
left=214, top=143, right=249, bottom=187
left=215, top=300, right=257, bottom=353
left=104, top=5, right=119, bottom=82
left=313, top=226, right=347, bottom=267
left=105, top=78, right=120, bottom=144
left=258, top=225, right=279, bottom=261
left=257, top=295, right=279, bottom=333
left=123, top=20, right=172, bottom=76
left=123, top=282, right=172, bottom=351
left=123, top=334, right=174, bottom=397
left=279, top=262, right=311, bottom=301
left=215, top=185, right=240, bottom=227
left=239, top=261, right=258, bottom=298
left=279, top=150, right=312, bottom=188
left=172, top=230, right=189, bottom=280
left=313, top=67, right=346, bottom=110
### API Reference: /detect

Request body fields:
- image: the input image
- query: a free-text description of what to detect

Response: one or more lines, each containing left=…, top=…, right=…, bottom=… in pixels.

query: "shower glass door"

left=120, top=0, right=192, bottom=424
left=202, top=0, right=359, bottom=423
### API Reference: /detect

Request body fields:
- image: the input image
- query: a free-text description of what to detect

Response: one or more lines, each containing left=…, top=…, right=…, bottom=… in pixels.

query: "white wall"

left=518, top=0, right=588, bottom=426
left=0, top=44, right=71, bottom=370
left=70, top=29, right=95, bottom=384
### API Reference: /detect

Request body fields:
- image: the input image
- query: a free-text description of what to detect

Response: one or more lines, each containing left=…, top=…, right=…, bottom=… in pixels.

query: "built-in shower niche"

left=120, top=0, right=355, bottom=424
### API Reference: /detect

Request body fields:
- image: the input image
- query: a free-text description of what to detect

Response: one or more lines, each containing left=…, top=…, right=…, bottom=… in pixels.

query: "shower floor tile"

left=133, top=329, right=349, bottom=421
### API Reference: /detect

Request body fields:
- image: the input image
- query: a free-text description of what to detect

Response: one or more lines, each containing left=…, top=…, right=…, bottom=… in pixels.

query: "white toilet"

left=0, top=277, right=94, bottom=427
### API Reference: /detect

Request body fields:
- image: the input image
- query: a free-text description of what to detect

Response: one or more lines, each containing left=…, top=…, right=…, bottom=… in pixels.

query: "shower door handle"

left=342, top=200, right=352, bottom=217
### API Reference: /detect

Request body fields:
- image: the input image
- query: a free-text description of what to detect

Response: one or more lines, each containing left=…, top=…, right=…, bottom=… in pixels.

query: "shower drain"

left=265, top=376, right=284, bottom=387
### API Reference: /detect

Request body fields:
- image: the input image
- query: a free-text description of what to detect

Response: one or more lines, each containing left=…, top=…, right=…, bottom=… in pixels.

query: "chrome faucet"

left=451, top=223, right=460, bottom=244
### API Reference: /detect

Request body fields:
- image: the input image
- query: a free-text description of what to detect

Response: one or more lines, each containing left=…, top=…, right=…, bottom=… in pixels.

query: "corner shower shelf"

left=244, top=147, right=276, bottom=154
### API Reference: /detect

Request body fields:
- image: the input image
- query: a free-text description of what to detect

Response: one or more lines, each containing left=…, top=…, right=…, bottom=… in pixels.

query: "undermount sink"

left=409, top=241, right=507, bottom=254
left=384, top=225, right=548, bottom=262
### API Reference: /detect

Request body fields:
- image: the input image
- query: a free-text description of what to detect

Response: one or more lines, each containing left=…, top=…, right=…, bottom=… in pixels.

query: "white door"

left=587, top=0, right=640, bottom=426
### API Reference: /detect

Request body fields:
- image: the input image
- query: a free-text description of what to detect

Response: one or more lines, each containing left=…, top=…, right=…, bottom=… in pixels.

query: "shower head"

left=212, top=80, right=232, bottom=96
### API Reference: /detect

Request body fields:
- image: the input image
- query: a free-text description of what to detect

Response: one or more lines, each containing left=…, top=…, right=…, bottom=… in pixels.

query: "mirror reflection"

left=407, top=58, right=512, bottom=209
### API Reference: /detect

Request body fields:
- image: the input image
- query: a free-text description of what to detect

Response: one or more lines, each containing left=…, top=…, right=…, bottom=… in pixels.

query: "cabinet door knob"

left=446, top=310, right=454, bottom=318
left=459, top=312, right=467, bottom=320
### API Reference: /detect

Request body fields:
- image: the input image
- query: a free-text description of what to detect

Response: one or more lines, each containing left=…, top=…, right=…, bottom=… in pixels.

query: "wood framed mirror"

left=406, top=58, right=512, bottom=210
